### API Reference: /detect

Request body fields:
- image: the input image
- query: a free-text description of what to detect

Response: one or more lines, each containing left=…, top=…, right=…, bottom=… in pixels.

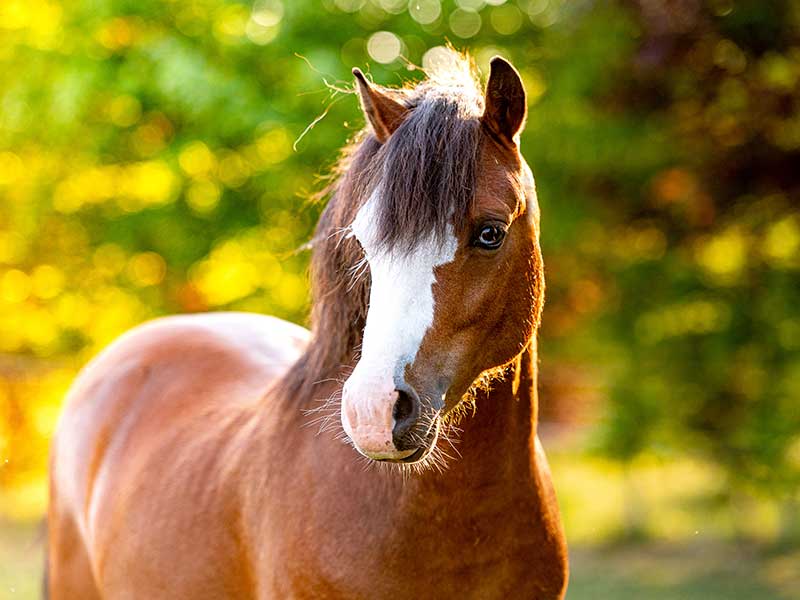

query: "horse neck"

left=379, top=337, right=568, bottom=589
left=260, top=334, right=567, bottom=583
left=415, top=339, right=541, bottom=501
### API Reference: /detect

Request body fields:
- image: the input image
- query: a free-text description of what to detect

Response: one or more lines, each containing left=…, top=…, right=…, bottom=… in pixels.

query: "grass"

left=3, top=520, right=799, bottom=599
left=1, top=520, right=42, bottom=599
left=569, top=542, right=800, bottom=599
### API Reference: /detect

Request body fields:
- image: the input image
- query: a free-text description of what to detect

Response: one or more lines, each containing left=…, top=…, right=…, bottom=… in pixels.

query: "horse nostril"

left=393, top=391, right=414, bottom=422
left=392, top=389, right=419, bottom=450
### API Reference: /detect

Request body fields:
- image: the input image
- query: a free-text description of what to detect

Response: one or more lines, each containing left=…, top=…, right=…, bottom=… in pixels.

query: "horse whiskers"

left=334, top=431, right=354, bottom=446
left=345, top=255, right=370, bottom=292
left=437, top=365, right=511, bottom=430
left=436, top=421, right=463, bottom=461
left=309, top=376, right=346, bottom=387
left=302, top=385, right=344, bottom=436
left=303, top=411, right=341, bottom=436
left=326, top=225, right=353, bottom=248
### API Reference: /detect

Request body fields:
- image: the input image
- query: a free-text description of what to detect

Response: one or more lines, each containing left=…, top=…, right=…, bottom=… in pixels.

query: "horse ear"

left=482, top=57, right=527, bottom=146
left=352, top=68, right=409, bottom=143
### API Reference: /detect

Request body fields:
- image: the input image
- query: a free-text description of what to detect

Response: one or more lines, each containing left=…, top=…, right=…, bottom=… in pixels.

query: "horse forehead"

left=473, top=159, right=524, bottom=216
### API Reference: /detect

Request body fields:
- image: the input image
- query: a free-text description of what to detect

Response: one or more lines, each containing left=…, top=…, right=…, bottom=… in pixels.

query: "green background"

left=1, top=0, right=799, bottom=597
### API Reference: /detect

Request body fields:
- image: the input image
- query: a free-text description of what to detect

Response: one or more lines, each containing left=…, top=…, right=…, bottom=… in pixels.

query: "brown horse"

left=47, top=54, right=568, bottom=599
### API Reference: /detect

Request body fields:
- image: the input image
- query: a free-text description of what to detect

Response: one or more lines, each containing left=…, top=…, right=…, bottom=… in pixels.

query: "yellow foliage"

left=54, top=293, right=91, bottom=330
left=0, top=232, right=25, bottom=264
left=0, top=0, right=29, bottom=30
left=108, top=95, right=143, bottom=127
left=93, top=243, right=128, bottom=277
left=186, top=179, right=222, bottom=213
left=214, top=3, right=249, bottom=42
left=635, top=298, right=732, bottom=343
left=273, top=272, right=307, bottom=310
left=0, top=151, right=23, bottom=186
left=84, top=287, right=147, bottom=347
left=763, top=216, right=800, bottom=265
left=127, top=252, right=167, bottom=287
left=24, top=307, right=59, bottom=350
left=191, top=241, right=262, bottom=306
left=31, top=265, right=64, bottom=299
left=95, top=16, right=141, bottom=51
left=0, top=269, right=31, bottom=303
left=53, top=160, right=178, bottom=213
left=695, top=228, right=747, bottom=283
left=218, top=151, right=251, bottom=188
left=0, top=477, right=48, bottom=521
left=179, top=141, right=217, bottom=177
left=118, top=161, right=179, bottom=209
left=251, top=127, right=292, bottom=167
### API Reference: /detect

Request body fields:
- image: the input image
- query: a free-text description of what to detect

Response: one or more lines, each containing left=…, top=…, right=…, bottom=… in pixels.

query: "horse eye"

left=473, top=223, right=507, bottom=250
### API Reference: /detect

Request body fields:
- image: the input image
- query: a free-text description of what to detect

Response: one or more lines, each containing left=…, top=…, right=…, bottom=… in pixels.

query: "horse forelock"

left=352, top=65, right=485, bottom=253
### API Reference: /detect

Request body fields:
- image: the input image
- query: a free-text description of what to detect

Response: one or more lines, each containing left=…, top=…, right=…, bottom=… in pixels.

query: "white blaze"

left=341, top=191, right=458, bottom=458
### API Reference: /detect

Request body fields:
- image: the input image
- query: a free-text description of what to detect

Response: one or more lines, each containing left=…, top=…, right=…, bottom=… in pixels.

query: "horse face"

left=412, top=145, right=542, bottom=414
left=341, top=57, right=538, bottom=464
left=341, top=190, right=460, bottom=462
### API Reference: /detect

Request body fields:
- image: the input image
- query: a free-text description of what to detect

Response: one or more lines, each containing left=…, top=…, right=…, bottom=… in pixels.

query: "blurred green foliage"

left=0, top=0, right=798, bottom=531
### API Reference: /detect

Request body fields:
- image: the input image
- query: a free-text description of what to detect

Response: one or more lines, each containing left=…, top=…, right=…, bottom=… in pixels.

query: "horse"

left=46, top=53, right=569, bottom=599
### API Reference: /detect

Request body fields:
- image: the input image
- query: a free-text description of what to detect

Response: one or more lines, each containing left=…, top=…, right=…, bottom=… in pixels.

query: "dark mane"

left=281, top=54, right=485, bottom=398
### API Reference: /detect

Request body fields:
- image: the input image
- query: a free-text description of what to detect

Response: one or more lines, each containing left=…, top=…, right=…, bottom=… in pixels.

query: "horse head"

left=339, top=57, right=543, bottom=463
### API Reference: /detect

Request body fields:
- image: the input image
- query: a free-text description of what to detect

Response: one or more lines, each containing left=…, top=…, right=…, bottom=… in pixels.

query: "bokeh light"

left=422, top=45, right=462, bottom=72
left=490, top=3, right=522, bottom=35
left=449, top=9, right=482, bottom=39
left=409, top=0, right=441, bottom=25
left=252, top=0, right=284, bottom=26
left=367, top=31, right=403, bottom=64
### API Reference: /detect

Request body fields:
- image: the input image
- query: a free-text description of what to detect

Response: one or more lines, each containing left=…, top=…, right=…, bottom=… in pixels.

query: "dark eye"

left=473, top=223, right=507, bottom=250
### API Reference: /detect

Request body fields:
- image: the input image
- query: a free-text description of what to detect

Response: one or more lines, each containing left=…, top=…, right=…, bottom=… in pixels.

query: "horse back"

left=48, top=312, right=308, bottom=597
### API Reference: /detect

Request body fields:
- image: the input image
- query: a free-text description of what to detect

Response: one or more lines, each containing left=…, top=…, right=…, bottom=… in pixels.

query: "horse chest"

left=264, top=480, right=553, bottom=599
left=275, top=538, right=551, bottom=600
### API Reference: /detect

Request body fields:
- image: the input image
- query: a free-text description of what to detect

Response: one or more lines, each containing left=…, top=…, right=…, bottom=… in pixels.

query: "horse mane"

left=281, top=53, right=486, bottom=400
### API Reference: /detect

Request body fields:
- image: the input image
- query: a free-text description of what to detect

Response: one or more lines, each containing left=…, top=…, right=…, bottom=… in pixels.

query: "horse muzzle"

left=340, top=377, right=439, bottom=463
